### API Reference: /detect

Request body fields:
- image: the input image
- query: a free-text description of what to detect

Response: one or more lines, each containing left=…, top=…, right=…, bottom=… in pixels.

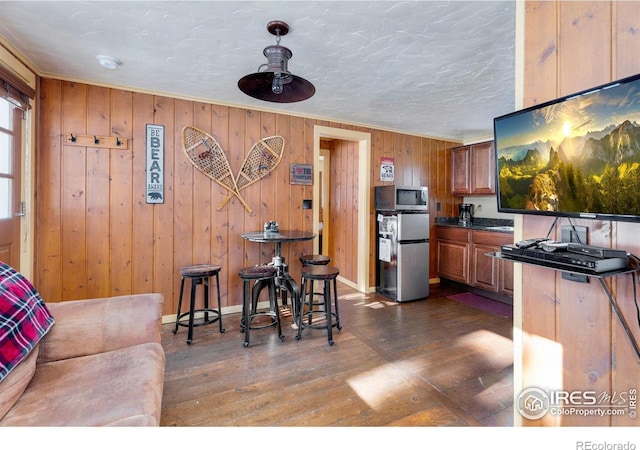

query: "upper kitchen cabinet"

left=451, top=141, right=495, bottom=196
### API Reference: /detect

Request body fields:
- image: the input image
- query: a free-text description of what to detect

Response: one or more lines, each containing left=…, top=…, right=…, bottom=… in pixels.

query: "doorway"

left=313, top=126, right=371, bottom=293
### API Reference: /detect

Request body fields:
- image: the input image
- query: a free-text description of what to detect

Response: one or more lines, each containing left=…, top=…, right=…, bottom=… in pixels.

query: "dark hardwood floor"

left=160, top=281, right=514, bottom=427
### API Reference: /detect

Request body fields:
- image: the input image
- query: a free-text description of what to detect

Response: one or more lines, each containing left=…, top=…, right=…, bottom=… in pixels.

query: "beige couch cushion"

left=0, top=342, right=164, bottom=426
left=0, top=345, right=38, bottom=421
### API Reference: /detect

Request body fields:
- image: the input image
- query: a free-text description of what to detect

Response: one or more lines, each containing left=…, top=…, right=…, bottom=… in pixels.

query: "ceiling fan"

left=238, top=20, right=315, bottom=103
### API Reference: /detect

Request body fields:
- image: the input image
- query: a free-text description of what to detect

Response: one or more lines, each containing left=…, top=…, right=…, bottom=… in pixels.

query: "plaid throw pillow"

left=0, top=262, right=55, bottom=383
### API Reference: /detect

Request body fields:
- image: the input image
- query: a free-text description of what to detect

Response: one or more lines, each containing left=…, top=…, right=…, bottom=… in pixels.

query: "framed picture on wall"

left=290, top=164, right=312, bottom=185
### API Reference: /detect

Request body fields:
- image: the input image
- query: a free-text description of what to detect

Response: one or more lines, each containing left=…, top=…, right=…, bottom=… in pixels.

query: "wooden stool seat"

left=180, top=264, right=222, bottom=278
left=173, top=264, right=224, bottom=345
left=238, top=265, right=277, bottom=279
left=300, top=265, right=339, bottom=280
left=299, top=254, right=331, bottom=266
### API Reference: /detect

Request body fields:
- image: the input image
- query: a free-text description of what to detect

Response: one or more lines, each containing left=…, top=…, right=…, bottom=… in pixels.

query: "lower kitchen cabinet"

left=471, top=230, right=513, bottom=297
left=437, top=226, right=513, bottom=299
left=499, top=255, right=514, bottom=296
left=436, top=226, right=470, bottom=284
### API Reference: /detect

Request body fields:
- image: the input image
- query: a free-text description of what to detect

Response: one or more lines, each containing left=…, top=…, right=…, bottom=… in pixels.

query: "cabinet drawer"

left=472, top=230, right=513, bottom=246
left=436, top=226, right=471, bottom=243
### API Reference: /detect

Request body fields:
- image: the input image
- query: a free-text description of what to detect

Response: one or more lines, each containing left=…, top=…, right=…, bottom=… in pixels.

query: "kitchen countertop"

left=435, top=217, right=514, bottom=233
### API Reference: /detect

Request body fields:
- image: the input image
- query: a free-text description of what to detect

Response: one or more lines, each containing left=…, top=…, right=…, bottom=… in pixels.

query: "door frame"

left=318, top=148, right=330, bottom=255
left=313, top=125, right=371, bottom=293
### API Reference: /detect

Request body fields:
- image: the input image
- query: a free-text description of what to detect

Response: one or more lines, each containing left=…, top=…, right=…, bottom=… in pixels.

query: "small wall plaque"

left=290, top=163, right=313, bottom=185
left=380, top=157, right=394, bottom=182
left=146, top=124, right=164, bottom=204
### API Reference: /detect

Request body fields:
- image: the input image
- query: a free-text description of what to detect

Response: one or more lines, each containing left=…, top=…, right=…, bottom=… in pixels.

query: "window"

left=0, top=98, right=14, bottom=219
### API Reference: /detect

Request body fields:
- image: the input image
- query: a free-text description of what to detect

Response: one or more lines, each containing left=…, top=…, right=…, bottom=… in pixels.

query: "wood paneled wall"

left=522, top=1, right=640, bottom=426
left=36, top=79, right=457, bottom=316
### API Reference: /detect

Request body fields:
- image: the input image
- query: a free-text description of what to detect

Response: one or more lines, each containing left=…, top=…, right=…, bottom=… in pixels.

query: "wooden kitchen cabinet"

left=451, top=146, right=471, bottom=195
left=437, top=226, right=513, bottom=299
left=470, top=230, right=513, bottom=296
left=451, top=141, right=495, bottom=195
left=499, top=255, right=514, bottom=296
left=436, top=226, right=471, bottom=284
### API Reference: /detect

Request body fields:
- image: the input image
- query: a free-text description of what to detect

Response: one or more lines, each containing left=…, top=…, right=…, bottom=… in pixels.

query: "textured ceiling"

left=0, top=1, right=516, bottom=142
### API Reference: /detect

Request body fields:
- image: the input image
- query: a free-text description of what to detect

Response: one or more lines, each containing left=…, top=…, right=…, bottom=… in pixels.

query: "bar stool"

left=296, top=265, right=342, bottom=345
left=239, top=265, right=284, bottom=348
left=299, top=254, right=331, bottom=266
left=173, top=264, right=224, bottom=345
left=299, top=254, right=331, bottom=321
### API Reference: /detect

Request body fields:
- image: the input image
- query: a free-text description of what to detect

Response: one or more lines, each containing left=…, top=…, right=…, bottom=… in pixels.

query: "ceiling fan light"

left=238, top=21, right=315, bottom=103
left=272, top=76, right=283, bottom=94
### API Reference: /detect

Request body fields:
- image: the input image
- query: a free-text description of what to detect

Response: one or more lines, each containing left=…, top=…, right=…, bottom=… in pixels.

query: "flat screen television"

left=494, top=73, right=640, bottom=223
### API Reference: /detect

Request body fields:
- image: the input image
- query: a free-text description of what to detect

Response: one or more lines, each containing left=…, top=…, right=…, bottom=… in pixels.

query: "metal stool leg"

left=243, top=279, right=251, bottom=347
left=278, top=273, right=299, bottom=324
left=203, top=276, right=210, bottom=322
left=214, top=271, right=225, bottom=333
left=325, top=279, right=333, bottom=345
left=333, top=276, right=342, bottom=331
left=296, top=277, right=308, bottom=341
left=269, top=279, right=284, bottom=341
left=173, top=276, right=186, bottom=334
left=187, top=278, right=198, bottom=345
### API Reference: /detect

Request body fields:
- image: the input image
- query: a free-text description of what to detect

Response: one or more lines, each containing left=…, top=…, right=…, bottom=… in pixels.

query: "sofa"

left=0, top=262, right=165, bottom=426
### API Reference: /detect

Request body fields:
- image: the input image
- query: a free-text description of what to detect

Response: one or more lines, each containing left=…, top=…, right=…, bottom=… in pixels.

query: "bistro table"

left=241, top=230, right=316, bottom=323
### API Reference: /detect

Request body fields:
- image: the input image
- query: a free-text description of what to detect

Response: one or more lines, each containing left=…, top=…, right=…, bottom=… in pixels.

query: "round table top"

left=241, top=230, right=316, bottom=243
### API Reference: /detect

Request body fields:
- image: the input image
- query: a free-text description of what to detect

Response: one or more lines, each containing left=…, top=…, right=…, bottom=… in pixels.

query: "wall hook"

left=64, top=133, right=129, bottom=149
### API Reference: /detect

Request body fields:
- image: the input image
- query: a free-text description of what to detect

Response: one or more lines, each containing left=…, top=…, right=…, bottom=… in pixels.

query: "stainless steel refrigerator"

left=376, top=211, right=430, bottom=302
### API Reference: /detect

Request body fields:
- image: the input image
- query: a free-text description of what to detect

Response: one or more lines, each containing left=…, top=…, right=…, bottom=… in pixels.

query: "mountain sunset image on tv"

left=493, top=73, right=640, bottom=222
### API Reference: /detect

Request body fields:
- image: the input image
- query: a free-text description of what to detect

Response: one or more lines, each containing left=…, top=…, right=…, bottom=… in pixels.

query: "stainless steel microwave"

left=374, top=185, right=429, bottom=211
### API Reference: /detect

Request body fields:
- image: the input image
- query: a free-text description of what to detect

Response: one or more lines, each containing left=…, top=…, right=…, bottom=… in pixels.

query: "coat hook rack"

left=64, top=133, right=129, bottom=150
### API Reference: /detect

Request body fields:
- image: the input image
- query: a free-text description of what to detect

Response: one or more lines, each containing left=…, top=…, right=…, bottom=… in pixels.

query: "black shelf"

left=489, top=251, right=640, bottom=360
left=488, top=252, right=638, bottom=279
